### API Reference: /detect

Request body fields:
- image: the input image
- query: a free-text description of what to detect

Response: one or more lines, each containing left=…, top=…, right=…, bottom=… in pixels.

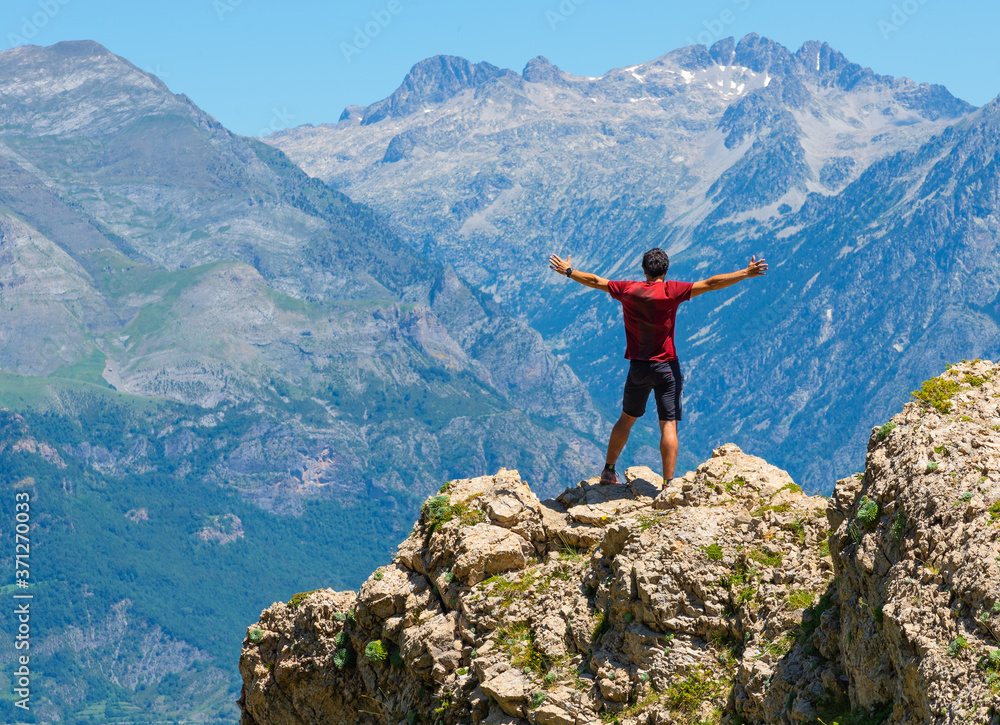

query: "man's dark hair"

left=642, top=248, right=670, bottom=278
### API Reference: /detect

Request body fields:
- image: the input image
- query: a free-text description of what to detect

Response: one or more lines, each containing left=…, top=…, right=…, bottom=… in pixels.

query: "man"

left=548, top=248, right=767, bottom=486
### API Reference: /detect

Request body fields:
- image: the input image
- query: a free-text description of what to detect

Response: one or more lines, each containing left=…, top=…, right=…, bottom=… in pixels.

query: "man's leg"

left=658, top=419, right=678, bottom=483
left=606, top=412, right=638, bottom=467
left=605, top=361, right=649, bottom=483
left=651, top=360, right=683, bottom=486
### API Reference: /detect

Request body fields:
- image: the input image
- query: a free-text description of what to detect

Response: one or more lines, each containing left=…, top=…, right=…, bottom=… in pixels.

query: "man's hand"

left=549, top=253, right=571, bottom=276
left=548, top=253, right=610, bottom=292
left=746, top=255, right=768, bottom=277
left=690, top=254, right=769, bottom=298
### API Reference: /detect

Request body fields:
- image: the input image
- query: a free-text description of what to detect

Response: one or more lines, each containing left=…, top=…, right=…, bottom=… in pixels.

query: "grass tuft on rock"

left=701, top=543, right=724, bottom=561
left=591, top=611, right=610, bottom=645
left=749, top=549, right=782, bottom=568
left=990, top=500, right=1000, bottom=524
left=787, top=589, right=815, bottom=611
left=287, top=590, right=318, bottom=608
left=660, top=664, right=729, bottom=723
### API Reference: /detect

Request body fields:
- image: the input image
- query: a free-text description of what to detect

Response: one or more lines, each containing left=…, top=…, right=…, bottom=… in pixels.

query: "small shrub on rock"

left=876, top=422, right=897, bottom=441
left=287, top=590, right=317, bottom=608
left=333, top=647, right=354, bottom=669
left=857, top=497, right=879, bottom=527
left=947, top=636, right=968, bottom=657
left=421, top=494, right=452, bottom=532
left=985, top=649, right=1000, bottom=670
left=365, top=639, right=388, bottom=663
left=891, top=512, right=905, bottom=543
left=912, top=375, right=962, bottom=413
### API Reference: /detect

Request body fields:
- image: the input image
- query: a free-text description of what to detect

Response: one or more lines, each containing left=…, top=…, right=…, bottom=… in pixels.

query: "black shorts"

left=622, top=359, right=683, bottom=421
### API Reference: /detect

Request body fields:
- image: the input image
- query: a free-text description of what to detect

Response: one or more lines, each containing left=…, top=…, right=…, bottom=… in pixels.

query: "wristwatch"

left=565, top=268, right=573, bottom=277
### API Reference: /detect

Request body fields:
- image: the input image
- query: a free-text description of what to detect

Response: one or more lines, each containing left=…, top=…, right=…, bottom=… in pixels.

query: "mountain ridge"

left=326, top=34, right=973, bottom=134
left=0, top=38, right=613, bottom=723
left=266, top=32, right=987, bottom=491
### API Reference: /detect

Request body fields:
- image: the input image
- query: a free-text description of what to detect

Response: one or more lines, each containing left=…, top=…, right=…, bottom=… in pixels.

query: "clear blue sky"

left=2, top=0, right=997, bottom=136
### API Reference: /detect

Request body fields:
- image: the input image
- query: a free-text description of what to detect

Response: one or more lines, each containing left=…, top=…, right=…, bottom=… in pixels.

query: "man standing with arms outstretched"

left=548, top=249, right=767, bottom=487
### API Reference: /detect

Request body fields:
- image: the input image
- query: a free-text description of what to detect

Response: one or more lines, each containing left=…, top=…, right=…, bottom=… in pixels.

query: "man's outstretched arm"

left=690, top=256, right=768, bottom=298
left=548, top=253, right=610, bottom=292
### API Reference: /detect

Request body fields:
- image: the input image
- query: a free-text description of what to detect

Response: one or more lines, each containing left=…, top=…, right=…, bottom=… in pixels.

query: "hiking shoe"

left=599, top=467, right=620, bottom=485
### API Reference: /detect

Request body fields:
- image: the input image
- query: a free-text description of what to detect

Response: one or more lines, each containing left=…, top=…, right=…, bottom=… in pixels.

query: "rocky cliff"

left=238, top=360, right=1000, bottom=725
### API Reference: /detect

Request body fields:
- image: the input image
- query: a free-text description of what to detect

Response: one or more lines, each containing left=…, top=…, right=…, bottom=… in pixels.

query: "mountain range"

left=269, top=33, right=995, bottom=487
left=0, top=40, right=604, bottom=505
left=0, top=39, right=604, bottom=722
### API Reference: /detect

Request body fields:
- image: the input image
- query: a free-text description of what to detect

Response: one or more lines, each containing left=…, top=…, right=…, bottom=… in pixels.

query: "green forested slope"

left=0, top=383, right=418, bottom=723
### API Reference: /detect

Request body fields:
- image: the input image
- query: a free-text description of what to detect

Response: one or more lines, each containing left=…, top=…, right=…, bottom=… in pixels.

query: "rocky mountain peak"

left=795, top=39, right=852, bottom=76
left=2, top=39, right=166, bottom=90
left=240, top=361, right=1000, bottom=725
left=659, top=42, right=713, bottom=70
left=522, top=55, right=563, bottom=84
left=239, top=360, right=1000, bottom=724
left=0, top=40, right=180, bottom=136
left=733, top=32, right=798, bottom=76
left=45, top=38, right=114, bottom=57
left=359, top=54, right=520, bottom=125
left=709, top=37, right=736, bottom=67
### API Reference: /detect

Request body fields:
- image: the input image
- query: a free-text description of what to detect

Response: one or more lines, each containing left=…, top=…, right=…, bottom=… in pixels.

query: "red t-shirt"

left=607, top=280, right=694, bottom=361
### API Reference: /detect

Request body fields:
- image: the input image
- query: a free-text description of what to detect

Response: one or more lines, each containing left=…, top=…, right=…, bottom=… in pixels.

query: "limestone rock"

left=239, top=367, right=1000, bottom=725
left=828, top=359, right=1000, bottom=724
left=479, top=662, right=530, bottom=717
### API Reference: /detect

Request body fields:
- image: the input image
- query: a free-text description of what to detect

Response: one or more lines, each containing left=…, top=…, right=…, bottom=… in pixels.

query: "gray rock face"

left=829, top=359, right=1000, bottom=723
left=240, top=452, right=834, bottom=724
left=360, top=55, right=521, bottom=125
left=266, top=34, right=994, bottom=493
